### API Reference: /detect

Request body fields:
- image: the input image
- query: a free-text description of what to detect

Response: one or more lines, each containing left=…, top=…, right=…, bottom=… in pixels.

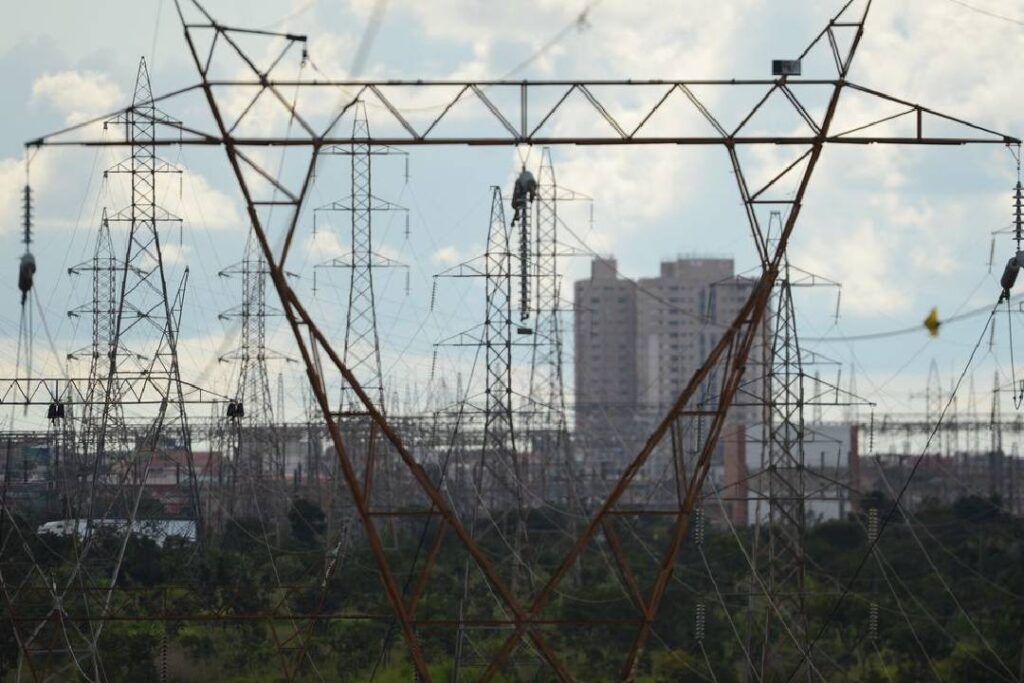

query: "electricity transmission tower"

left=482, top=189, right=518, bottom=483
left=436, top=187, right=535, bottom=670
left=66, top=209, right=126, bottom=472
left=218, top=224, right=291, bottom=515
left=528, top=149, right=566, bottom=427
left=434, top=187, right=524, bottom=516
left=67, top=209, right=120, bottom=389
left=314, top=101, right=408, bottom=414
left=736, top=253, right=870, bottom=680
left=95, top=57, right=202, bottom=524
left=103, top=58, right=185, bottom=384
left=220, top=227, right=278, bottom=427
left=467, top=185, right=525, bottom=676
left=6, top=57, right=211, bottom=679
left=19, top=0, right=1020, bottom=677
left=525, top=148, right=594, bottom=504
left=760, top=261, right=812, bottom=677
left=64, top=58, right=200, bottom=511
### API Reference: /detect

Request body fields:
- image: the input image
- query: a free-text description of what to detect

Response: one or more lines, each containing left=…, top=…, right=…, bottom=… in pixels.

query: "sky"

left=2, top=0, right=1024, bottom=440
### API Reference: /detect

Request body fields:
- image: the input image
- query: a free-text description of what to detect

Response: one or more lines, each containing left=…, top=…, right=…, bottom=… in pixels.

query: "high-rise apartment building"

left=636, top=258, right=754, bottom=414
left=574, top=256, right=757, bottom=436
left=573, top=257, right=638, bottom=437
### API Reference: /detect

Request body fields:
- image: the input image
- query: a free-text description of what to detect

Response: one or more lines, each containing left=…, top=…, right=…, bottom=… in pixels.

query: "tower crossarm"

left=28, top=79, right=1019, bottom=150
left=0, top=376, right=230, bottom=406
left=19, top=1, right=1023, bottom=679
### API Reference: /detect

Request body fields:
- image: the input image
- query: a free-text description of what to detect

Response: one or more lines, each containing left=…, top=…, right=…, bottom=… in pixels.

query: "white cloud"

left=176, top=170, right=243, bottom=231
left=305, top=229, right=349, bottom=260
left=554, top=147, right=697, bottom=226
left=797, top=219, right=910, bottom=316
left=32, top=70, right=123, bottom=125
left=9, top=0, right=1024, bottom=424
left=431, top=245, right=462, bottom=265
left=854, top=0, right=1024, bottom=132
left=160, top=242, right=191, bottom=266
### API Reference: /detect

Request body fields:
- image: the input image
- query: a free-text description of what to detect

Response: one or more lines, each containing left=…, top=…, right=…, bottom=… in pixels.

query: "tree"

left=288, top=498, right=326, bottom=546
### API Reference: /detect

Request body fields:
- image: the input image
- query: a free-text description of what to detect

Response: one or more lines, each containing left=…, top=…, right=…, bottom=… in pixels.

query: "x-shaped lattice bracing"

left=20, top=0, right=1023, bottom=679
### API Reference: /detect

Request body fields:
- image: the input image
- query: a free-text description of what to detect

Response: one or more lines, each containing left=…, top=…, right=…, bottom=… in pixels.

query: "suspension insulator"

left=1001, top=255, right=1021, bottom=301
left=18, top=252, right=36, bottom=305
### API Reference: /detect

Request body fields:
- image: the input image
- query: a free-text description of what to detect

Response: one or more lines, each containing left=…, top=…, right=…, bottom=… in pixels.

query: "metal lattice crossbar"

left=13, top=0, right=1021, bottom=680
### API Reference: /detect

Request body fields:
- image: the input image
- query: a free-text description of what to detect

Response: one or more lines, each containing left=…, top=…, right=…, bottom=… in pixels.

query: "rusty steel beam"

left=172, top=7, right=576, bottom=678
left=407, top=521, right=449, bottom=618
left=13, top=0, right=1017, bottom=678
left=601, top=521, right=648, bottom=617
left=621, top=6, right=875, bottom=677
left=177, top=13, right=435, bottom=682
left=479, top=3, right=876, bottom=679
left=30, top=135, right=1019, bottom=148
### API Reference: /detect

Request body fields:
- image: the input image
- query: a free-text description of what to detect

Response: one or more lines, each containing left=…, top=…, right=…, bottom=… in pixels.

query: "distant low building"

left=862, top=450, right=1024, bottom=515
left=721, top=422, right=861, bottom=528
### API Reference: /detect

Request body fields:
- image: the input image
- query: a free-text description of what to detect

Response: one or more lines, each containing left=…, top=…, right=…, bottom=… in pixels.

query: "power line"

left=945, top=0, right=1024, bottom=27
left=500, top=2, right=601, bottom=79
left=870, top=460, right=1020, bottom=680
left=349, top=0, right=389, bottom=78
left=259, top=0, right=320, bottom=31
left=806, top=292, right=1014, bottom=342
left=784, top=299, right=999, bottom=682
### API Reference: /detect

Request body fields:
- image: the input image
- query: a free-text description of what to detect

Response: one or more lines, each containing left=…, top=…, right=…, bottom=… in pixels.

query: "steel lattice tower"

left=16, top=57, right=205, bottom=677
left=345, top=104, right=381, bottom=409
left=525, top=149, right=584, bottom=510
left=65, top=58, right=193, bottom=473
left=528, top=148, right=565, bottom=427
left=755, top=261, right=810, bottom=679
left=316, top=102, right=407, bottom=413
left=68, top=209, right=119, bottom=388
left=434, top=187, right=521, bottom=511
left=768, top=266, right=808, bottom=599
left=220, top=226, right=283, bottom=486
left=220, top=227, right=276, bottom=426
left=65, top=208, right=129, bottom=514
left=482, top=187, right=517, bottom=476
left=103, top=59, right=185, bottom=390
left=98, top=57, right=199, bottom=521
left=729, top=245, right=866, bottom=681
left=442, top=187, right=526, bottom=673
left=475, top=188, right=529, bottom=603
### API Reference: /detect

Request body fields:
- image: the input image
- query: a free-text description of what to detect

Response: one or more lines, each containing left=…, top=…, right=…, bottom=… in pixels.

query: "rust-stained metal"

left=14, top=0, right=1019, bottom=678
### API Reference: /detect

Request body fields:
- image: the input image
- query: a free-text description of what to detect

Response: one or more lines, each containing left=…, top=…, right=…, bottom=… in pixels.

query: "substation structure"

left=3, top=0, right=1021, bottom=680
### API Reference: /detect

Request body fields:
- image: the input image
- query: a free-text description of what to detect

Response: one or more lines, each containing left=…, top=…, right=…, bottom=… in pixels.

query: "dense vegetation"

left=1, top=492, right=1021, bottom=681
